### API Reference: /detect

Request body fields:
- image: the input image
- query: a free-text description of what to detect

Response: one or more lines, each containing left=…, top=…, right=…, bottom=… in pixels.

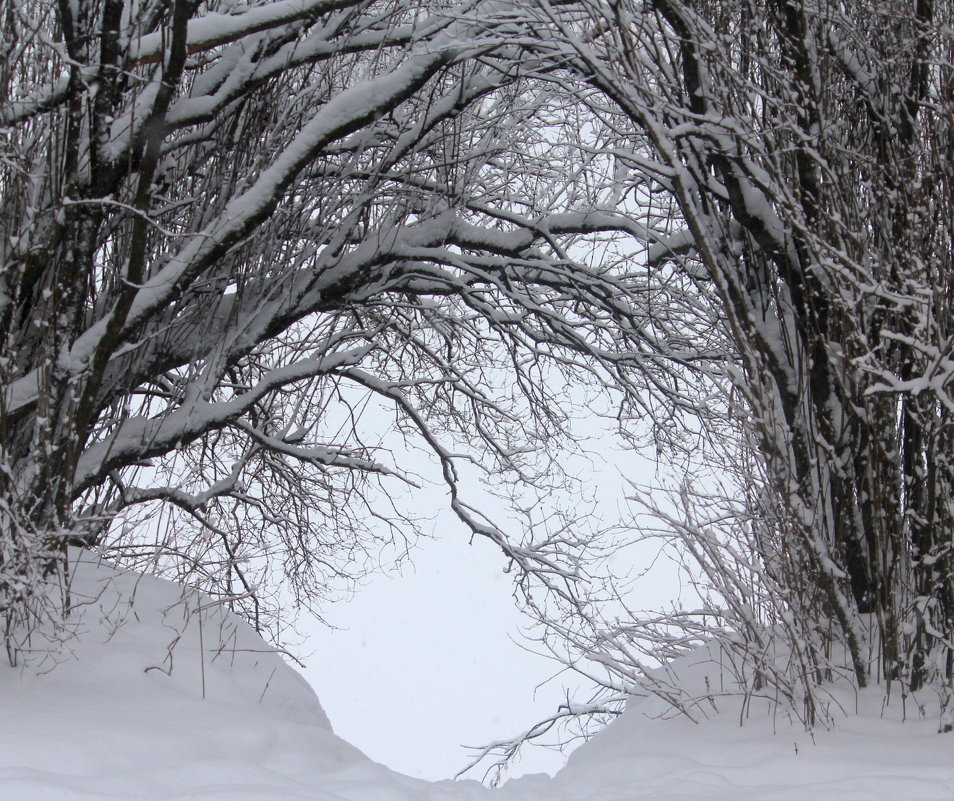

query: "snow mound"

left=556, top=644, right=954, bottom=801
left=3, top=550, right=954, bottom=800
left=0, top=550, right=489, bottom=801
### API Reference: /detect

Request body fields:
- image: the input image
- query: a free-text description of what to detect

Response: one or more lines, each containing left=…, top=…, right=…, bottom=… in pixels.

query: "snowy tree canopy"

left=5, top=0, right=954, bottom=749
left=0, top=0, right=714, bottom=646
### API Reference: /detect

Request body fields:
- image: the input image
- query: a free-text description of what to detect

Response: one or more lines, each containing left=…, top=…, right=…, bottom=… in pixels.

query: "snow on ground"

left=2, top=549, right=954, bottom=800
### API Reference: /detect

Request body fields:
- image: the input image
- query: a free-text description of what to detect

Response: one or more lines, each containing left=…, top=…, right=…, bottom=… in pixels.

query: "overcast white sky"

left=299, top=525, right=577, bottom=781
left=296, top=433, right=682, bottom=782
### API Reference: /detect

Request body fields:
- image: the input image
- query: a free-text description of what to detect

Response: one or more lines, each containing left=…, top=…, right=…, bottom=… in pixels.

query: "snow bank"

left=3, top=550, right=954, bottom=800
left=0, top=550, right=487, bottom=801
left=556, top=645, right=954, bottom=801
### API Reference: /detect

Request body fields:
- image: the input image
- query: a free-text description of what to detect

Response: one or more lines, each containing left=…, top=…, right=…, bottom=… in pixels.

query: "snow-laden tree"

left=491, top=0, right=954, bottom=725
left=0, top=0, right=721, bottom=657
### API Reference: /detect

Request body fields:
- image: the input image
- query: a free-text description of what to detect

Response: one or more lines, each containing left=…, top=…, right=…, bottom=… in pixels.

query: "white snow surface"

left=3, top=550, right=954, bottom=800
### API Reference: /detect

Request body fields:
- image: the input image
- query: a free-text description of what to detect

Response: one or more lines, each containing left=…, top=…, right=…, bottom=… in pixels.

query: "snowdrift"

left=0, top=550, right=486, bottom=801
left=3, top=550, right=954, bottom=800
